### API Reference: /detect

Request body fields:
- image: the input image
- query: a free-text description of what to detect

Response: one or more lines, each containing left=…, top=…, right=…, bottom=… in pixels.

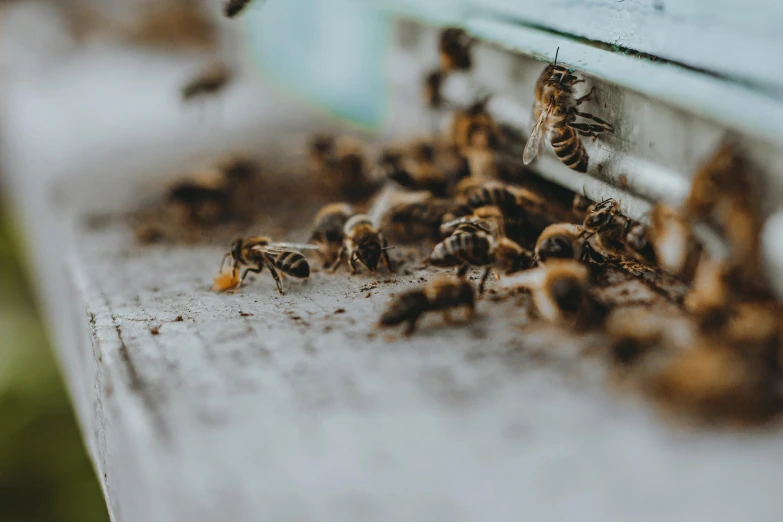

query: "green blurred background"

left=0, top=214, right=107, bottom=521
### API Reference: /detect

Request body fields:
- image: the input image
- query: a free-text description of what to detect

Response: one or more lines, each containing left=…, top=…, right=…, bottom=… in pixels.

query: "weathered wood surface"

left=3, top=8, right=783, bottom=522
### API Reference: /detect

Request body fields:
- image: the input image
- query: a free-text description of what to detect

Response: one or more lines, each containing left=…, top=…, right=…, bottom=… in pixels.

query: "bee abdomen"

left=430, top=233, right=492, bottom=266
left=550, top=127, right=588, bottom=173
left=275, top=251, right=310, bottom=278
left=469, top=186, right=516, bottom=211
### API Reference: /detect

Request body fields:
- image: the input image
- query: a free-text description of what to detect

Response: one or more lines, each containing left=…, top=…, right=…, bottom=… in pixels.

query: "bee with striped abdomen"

left=379, top=265, right=475, bottom=335
left=523, top=49, right=613, bottom=172
left=309, top=203, right=354, bottom=267
left=332, top=214, right=394, bottom=273
left=216, top=236, right=317, bottom=294
left=440, top=205, right=505, bottom=238
left=535, top=222, right=603, bottom=264
left=427, top=230, right=534, bottom=293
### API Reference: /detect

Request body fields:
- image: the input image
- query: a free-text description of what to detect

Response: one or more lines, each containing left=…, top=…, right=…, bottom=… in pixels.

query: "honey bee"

left=423, top=69, right=446, bottom=110
left=380, top=196, right=470, bottom=243
left=427, top=230, right=534, bottom=293
left=502, top=260, right=594, bottom=323
left=309, top=135, right=377, bottom=201
left=684, top=256, right=734, bottom=328
left=523, top=50, right=613, bottom=172
left=682, top=141, right=763, bottom=287
left=449, top=96, right=502, bottom=151
left=439, top=205, right=505, bottom=238
left=647, top=202, right=701, bottom=278
left=181, top=62, right=232, bottom=101
left=438, top=27, right=473, bottom=74
left=217, top=236, right=317, bottom=294
left=309, top=203, right=354, bottom=267
left=535, top=223, right=601, bottom=263
left=582, top=198, right=654, bottom=262
left=167, top=167, right=230, bottom=225
left=379, top=265, right=475, bottom=335
left=378, top=141, right=469, bottom=197
left=332, top=214, right=394, bottom=273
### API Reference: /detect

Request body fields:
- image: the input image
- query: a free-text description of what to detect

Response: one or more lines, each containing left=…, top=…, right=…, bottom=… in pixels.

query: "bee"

left=427, top=230, right=534, bottom=293
left=217, top=236, right=317, bottom=294
left=438, top=27, right=473, bottom=74
left=332, top=214, right=394, bottom=273
left=309, top=203, right=354, bottom=267
left=523, top=49, right=613, bottom=172
left=682, top=141, right=763, bottom=287
left=379, top=265, right=475, bottom=335
left=449, top=97, right=502, bottom=152
left=439, top=205, right=505, bottom=238
left=380, top=196, right=470, bottom=243
left=535, top=223, right=601, bottom=263
left=378, top=141, right=469, bottom=197
left=167, top=167, right=230, bottom=225
left=423, top=69, right=446, bottom=110
left=181, top=62, right=232, bottom=101
left=309, top=135, right=375, bottom=200
left=647, top=202, right=701, bottom=278
left=684, top=256, right=734, bottom=328
left=501, top=260, right=595, bottom=324
left=582, top=198, right=654, bottom=262
left=572, top=193, right=592, bottom=215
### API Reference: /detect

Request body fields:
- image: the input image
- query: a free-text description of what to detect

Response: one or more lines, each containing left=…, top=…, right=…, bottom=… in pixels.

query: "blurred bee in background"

left=181, top=62, right=233, bottom=102
left=309, top=134, right=377, bottom=201
left=427, top=230, right=534, bottom=293
left=502, top=260, right=603, bottom=325
left=646, top=202, right=701, bottom=279
left=378, top=141, right=468, bottom=197
left=224, top=0, right=267, bottom=18
left=332, top=214, right=394, bottom=273
left=440, top=205, right=505, bottom=238
left=167, top=167, right=231, bottom=225
left=682, top=141, right=764, bottom=289
left=215, top=236, right=317, bottom=294
left=309, top=203, right=354, bottom=267
left=380, top=195, right=471, bottom=243
left=523, top=49, right=613, bottom=172
left=379, top=264, right=475, bottom=335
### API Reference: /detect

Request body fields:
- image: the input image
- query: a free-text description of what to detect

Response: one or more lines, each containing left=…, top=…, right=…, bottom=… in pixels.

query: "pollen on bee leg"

left=212, top=266, right=240, bottom=292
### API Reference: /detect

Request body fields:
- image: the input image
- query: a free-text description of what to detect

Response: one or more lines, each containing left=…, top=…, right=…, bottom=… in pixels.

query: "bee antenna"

left=553, top=47, right=560, bottom=67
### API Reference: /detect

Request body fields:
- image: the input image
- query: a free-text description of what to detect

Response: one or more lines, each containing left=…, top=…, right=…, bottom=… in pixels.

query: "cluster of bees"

left=170, top=27, right=782, bottom=424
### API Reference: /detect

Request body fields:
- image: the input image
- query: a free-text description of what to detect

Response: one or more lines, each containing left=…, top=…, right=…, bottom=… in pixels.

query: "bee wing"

left=523, top=103, right=553, bottom=165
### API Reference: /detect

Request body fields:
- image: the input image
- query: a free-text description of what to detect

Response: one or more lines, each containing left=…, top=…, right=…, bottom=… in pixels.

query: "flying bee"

left=309, top=202, right=354, bottom=267
left=380, top=196, right=470, bottom=243
left=440, top=205, right=505, bottom=238
left=427, top=230, right=534, bottom=293
left=216, top=236, right=318, bottom=295
left=523, top=49, right=613, bottom=172
left=449, top=96, right=503, bottom=151
left=501, top=260, right=597, bottom=324
left=181, top=62, right=232, bottom=101
left=647, top=202, right=701, bottom=279
left=332, top=214, right=394, bottom=273
left=535, top=223, right=601, bottom=263
left=380, top=265, right=475, bottom=335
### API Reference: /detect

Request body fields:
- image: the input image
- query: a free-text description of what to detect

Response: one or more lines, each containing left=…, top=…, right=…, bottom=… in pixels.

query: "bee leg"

left=574, top=87, right=594, bottom=106
left=330, top=246, right=346, bottom=272
left=568, top=122, right=601, bottom=140
left=349, top=251, right=360, bottom=273
left=265, top=260, right=285, bottom=295
left=572, top=111, right=614, bottom=133
left=218, top=253, right=231, bottom=272
left=381, top=237, right=395, bottom=272
left=478, top=267, right=493, bottom=295
left=237, top=264, right=264, bottom=289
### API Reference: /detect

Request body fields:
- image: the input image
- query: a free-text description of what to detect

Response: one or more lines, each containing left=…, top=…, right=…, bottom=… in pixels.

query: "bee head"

left=358, top=241, right=381, bottom=271
left=583, top=199, right=616, bottom=231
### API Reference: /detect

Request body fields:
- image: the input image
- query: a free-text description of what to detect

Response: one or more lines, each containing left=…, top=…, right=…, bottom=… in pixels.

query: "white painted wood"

left=371, top=0, right=783, bottom=93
